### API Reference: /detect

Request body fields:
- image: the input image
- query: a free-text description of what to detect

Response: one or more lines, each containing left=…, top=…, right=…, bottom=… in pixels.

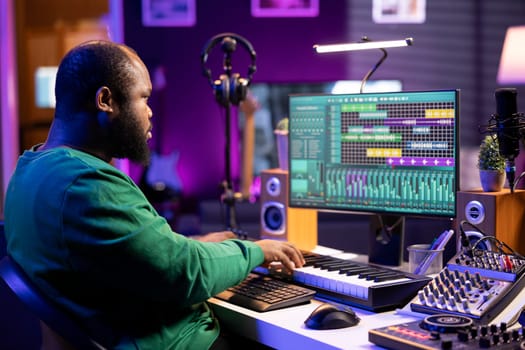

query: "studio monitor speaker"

left=260, top=168, right=317, bottom=251
left=456, top=189, right=525, bottom=254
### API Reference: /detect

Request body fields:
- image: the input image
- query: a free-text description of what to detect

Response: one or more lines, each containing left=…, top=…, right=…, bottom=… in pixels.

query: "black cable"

left=460, top=220, right=525, bottom=259
left=471, top=236, right=503, bottom=253
left=513, top=170, right=525, bottom=191
left=375, top=215, right=404, bottom=244
left=458, top=220, right=486, bottom=251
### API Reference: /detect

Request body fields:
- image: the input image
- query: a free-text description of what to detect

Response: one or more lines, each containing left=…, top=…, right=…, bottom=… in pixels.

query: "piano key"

left=293, top=264, right=412, bottom=300
left=271, top=251, right=432, bottom=311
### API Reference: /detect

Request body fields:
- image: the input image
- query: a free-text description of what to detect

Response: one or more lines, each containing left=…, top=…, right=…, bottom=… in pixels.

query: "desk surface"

left=209, top=246, right=525, bottom=350
left=209, top=297, right=421, bottom=350
left=209, top=246, right=421, bottom=349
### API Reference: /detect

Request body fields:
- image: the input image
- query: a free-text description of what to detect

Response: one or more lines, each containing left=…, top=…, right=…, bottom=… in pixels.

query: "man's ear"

left=95, top=86, right=115, bottom=115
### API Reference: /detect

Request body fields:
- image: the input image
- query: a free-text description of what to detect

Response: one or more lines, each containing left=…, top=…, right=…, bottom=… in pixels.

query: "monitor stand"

left=368, top=214, right=405, bottom=266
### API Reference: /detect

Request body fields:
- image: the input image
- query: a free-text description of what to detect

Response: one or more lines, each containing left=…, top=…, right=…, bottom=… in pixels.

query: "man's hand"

left=255, top=240, right=305, bottom=272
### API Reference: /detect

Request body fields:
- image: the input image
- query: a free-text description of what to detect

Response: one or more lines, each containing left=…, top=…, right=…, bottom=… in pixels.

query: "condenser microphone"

left=495, top=88, right=520, bottom=192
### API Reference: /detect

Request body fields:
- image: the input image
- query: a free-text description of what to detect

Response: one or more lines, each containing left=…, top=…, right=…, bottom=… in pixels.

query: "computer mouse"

left=304, top=303, right=360, bottom=330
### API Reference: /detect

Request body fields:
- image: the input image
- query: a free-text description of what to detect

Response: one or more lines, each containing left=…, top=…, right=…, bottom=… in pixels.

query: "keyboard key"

left=214, top=273, right=316, bottom=312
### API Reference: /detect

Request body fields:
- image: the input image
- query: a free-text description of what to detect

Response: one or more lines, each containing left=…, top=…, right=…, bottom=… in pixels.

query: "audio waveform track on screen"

left=288, top=90, right=459, bottom=217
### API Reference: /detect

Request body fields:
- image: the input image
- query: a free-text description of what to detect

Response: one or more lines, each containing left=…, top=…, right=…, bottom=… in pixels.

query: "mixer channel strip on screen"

left=258, top=251, right=432, bottom=312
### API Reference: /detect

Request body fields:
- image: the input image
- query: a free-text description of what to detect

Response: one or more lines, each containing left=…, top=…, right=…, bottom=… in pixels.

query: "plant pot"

left=479, top=169, right=505, bottom=192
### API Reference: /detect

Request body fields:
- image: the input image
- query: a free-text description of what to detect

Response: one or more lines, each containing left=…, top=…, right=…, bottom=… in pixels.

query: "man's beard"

left=108, top=108, right=151, bottom=166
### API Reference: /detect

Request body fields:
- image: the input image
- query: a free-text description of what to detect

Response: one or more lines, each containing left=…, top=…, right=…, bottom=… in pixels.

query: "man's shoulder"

left=17, top=147, right=128, bottom=188
left=30, top=147, right=117, bottom=172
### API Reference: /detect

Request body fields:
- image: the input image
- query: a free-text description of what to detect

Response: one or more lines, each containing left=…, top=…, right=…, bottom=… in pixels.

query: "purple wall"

left=123, top=1, right=348, bottom=200
left=123, top=1, right=525, bottom=200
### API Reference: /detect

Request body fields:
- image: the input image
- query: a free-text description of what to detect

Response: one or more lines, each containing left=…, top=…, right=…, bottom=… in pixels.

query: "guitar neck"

left=241, top=110, right=255, bottom=198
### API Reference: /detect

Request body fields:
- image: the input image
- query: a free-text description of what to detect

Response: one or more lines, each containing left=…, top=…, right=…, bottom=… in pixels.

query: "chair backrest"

left=0, top=220, right=6, bottom=259
left=0, top=256, right=105, bottom=350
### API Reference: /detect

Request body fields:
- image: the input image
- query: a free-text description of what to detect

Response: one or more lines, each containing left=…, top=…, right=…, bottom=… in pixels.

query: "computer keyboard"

left=214, top=273, right=316, bottom=312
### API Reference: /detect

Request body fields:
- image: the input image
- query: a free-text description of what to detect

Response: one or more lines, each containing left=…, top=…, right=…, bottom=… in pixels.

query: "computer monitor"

left=288, top=89, right=460, bottom=265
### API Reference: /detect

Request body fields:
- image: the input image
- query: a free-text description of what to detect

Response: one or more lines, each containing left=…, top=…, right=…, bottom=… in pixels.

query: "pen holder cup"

left=407, top=244, right=444, bottom=275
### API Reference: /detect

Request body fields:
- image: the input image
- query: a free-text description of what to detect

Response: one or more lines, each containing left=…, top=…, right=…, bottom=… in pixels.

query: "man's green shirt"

left=5, top=147, right=264, bottom=349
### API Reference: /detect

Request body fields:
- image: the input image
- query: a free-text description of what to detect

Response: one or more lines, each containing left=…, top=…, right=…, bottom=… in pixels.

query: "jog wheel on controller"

left=420, top=314, right=474, bottom=334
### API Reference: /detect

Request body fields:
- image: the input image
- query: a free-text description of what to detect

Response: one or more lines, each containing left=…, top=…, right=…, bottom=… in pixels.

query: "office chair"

left=0, top=255, right=105, bottom=350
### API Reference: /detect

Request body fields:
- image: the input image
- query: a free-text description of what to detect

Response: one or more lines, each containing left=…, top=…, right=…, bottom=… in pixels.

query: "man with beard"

left=4, top=40, right=304, bottom=349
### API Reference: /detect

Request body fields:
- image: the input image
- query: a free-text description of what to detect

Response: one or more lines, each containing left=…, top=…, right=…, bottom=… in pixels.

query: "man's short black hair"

left=54, top=40, right=137, bottom=118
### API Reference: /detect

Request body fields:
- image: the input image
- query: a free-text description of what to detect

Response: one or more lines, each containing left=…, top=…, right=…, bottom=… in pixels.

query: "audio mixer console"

left=409, top=249, right=525, bottom=323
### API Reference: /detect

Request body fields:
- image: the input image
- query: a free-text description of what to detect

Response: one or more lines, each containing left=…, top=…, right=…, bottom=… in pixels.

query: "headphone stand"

left=201, top=32, right=257, bottom=232
left=221, top=100, right=239, bottom=231
left=217, top=38, right=239, bottom=231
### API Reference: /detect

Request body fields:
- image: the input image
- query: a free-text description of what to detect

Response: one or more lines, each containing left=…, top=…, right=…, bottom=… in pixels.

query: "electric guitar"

left=140, top=65, right=183, bottom=202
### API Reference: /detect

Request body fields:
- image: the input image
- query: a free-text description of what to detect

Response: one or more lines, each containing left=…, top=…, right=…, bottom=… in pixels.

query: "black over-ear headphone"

left=201, top=32, right=257, bottom=107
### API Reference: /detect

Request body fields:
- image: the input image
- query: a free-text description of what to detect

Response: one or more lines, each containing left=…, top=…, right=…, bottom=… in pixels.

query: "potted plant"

left=274, top=117, right=289, bottom=170
left=478, top=134, right=506, bottom=192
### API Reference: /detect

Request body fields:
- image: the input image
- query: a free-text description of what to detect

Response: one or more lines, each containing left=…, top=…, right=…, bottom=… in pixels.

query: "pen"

left=414, top=229, right=454, bottom=275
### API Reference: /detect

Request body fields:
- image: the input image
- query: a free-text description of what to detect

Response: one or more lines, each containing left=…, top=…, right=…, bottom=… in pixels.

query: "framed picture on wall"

left=372, top=0, right=426, bottom=24
left=142, top=0, right=196, bottom=27
left=251, top=0, right=319, bottom=18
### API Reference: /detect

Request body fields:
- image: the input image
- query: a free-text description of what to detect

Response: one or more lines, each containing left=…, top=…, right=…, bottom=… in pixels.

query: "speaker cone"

left=261, top=202, right=285, bottom=234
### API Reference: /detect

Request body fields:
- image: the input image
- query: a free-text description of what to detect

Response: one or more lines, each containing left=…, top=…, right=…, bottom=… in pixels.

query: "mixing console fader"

left=409, top=250, right=525, bottom=323
left=450, top=250, right=525, bottom=281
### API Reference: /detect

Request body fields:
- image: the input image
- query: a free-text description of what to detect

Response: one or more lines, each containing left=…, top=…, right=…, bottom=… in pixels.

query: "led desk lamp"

left=313, top=37, right=413, bottom=93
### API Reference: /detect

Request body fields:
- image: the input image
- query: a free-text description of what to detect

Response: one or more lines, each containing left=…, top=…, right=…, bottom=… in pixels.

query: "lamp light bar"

left=314, top=38, right=413, bottom=54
